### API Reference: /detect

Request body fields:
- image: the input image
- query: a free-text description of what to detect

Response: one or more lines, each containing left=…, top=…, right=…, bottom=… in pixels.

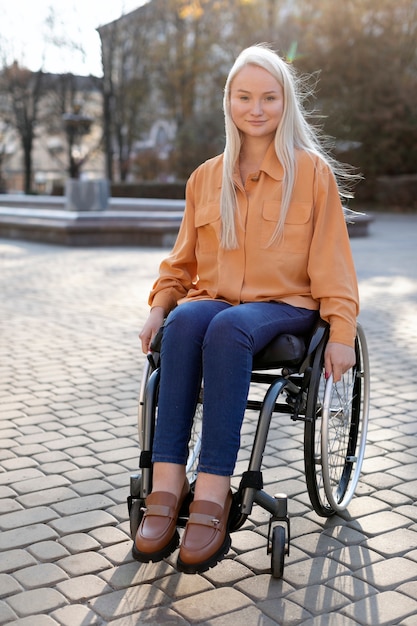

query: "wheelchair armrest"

left=147, top=324, right=165, bottom=369
left=299, top=318, right=330, bottom=373
left=150, top=325, right=164, bottom=353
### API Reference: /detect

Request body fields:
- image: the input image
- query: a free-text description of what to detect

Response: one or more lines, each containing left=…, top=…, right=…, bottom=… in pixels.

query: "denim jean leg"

left=198, top=302, right=318, bottom=476
left=151, top=300, right=230, bottom=465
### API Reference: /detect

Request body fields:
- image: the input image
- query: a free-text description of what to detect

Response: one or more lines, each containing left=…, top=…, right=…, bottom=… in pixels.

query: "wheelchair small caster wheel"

left=271, top=525, right=286, bottom=579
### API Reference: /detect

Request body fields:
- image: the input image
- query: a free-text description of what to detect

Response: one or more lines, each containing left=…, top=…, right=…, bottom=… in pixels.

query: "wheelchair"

left=128, top=318, right=370, bottom=578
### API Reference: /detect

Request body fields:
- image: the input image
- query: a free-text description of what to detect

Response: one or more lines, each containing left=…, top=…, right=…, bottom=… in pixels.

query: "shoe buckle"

left=211, top=517, right=220, bottom=527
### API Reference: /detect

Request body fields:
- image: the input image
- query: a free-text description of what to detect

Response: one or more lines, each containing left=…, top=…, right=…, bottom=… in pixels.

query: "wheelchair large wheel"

left=185, top=389, right=203, bottom=487
left=304, top=323, right=370, bottom=516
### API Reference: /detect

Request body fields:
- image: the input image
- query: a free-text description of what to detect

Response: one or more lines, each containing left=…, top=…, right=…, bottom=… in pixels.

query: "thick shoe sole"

left=131, top=529, right=180, bottom=563
left=176, top=532, right=231, bottom=574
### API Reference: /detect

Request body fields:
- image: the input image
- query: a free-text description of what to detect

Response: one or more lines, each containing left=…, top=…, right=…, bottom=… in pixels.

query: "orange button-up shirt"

left=149, top=144, right=359, bottom=347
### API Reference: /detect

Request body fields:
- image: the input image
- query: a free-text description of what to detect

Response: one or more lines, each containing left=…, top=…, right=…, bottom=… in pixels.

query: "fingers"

left=139, top=307, right=166, bottom=354
left=138, top=329, right=151, bottom=354
left=324, top=351, right=342, bottom=383
left=324, top=342, right=356, bottom=384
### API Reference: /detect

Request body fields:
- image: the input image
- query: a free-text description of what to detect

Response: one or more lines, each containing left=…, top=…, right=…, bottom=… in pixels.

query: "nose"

left=250, top=100, right=263, bottom=116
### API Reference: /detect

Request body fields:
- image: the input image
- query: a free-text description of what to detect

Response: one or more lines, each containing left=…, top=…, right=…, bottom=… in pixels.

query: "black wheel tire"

left=271, top=525, right=286, bottom=579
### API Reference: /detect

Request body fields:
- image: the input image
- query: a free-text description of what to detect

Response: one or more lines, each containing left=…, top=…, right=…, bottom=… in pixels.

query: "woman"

left=133, top=45, right=359, bottom=573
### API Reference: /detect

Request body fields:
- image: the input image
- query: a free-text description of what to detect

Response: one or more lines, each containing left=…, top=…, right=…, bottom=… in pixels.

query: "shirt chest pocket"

left=261, top=201, right=312, bottom=252
left=195, top=203, right=221, bottom=253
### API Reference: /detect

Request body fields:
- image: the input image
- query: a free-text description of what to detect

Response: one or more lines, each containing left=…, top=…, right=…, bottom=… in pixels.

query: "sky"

left=1, top=0, right=144, bottom=76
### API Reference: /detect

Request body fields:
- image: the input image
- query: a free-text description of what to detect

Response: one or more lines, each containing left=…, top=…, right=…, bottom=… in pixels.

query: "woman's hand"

left=139, top=306, right=165, bottom=354
left=324, top=342, right=356, bottom=383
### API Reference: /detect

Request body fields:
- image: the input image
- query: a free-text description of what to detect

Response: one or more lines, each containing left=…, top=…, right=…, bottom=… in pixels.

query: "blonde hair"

left=221, top=44, right=354, bottom=249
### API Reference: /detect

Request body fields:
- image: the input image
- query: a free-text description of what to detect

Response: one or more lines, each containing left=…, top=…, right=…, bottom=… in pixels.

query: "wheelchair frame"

left=128, top=319, right=370, bottom=578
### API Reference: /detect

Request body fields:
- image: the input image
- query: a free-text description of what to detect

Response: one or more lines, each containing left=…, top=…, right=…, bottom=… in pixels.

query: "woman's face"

left=229, top=64, right=284, bottom=141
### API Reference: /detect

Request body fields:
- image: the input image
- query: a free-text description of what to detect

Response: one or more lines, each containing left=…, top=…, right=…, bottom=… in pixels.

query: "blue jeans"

left=152, top=300, right=318, bottom=476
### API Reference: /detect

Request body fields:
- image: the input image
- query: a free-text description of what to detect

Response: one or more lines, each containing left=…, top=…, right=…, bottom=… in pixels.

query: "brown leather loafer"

left=132, top=480, right=190, bottom=563
left=177, top=490, right=233, bottom=574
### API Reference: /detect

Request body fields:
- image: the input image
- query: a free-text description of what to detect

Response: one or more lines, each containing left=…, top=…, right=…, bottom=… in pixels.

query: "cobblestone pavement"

left=1, top=213, right=417, bottom=626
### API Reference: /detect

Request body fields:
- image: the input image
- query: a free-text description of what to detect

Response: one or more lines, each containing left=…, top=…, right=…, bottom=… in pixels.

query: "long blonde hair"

left=221, top=44, right=354, bottom=249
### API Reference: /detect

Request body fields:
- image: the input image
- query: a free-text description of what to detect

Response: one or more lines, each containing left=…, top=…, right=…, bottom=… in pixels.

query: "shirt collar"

left=259, top=141, right=284, bottom=181
left=230, top=141, right=284, bottom=187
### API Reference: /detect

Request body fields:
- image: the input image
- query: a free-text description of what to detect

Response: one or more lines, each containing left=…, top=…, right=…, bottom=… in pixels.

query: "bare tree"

left=292, top=0, right=417, bottom=182
left=0, top=62, right=43, bottom=194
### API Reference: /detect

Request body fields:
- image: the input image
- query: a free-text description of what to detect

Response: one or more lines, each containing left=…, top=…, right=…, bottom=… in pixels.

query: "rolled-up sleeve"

left=308, top=159, right=359, bottom=347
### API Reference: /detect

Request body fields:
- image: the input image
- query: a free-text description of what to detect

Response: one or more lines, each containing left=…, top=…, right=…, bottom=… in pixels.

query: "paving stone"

left=12, top=475, right=71, bottom=495
left=108, top=606, right=189, bottom=626
left=59, top=468, right=104, bottom=483
left=57, top=551, right=112, bottom=576
left=172, top=587, right=252, bottom=623
left=231, top=529, right=266, bottom=553
left=1, top=457, right=38, bottom=471
left=99, top=559, right=175, bottom=589
left=88, top=585, right=170, bottom=620
left=344, top=495, right=389, bottom=518
left=200, top=558, right=253, bottom=586
left=6, top=588, right=67, bottom=617
left=99, top=539, right=135, bottom=565
left=291, top=532, right=346, bottom=557
left=397, top=579, right=417, bottom=603
left=40, top=461, right=78, bottom=474
left=5, top=616, right=59, bottom=626
left=0, top=467, right=45, bottom=487
left=235, top=572, right=295, bottom=600
left=0, top=498, right=23, bottom=515
left=354, top=510, right=412, bottom=537
left=17, top=486, right=77, bottom=508
left=355, top=556, right=417, bottom=590
left=341, top=589, right=417, bottom=625
left=13, top=562, right=68, bottom=589
left=199, top=605, right=280, bottom=626
left=50, top=604, right=102, bottom=626
left=0, top=505, right=59, bottom=531
left=363, top=528, right=417, bottom=557
left=300, top=615, right=361, bottom=626
left=105, top=502, right=130, bottom=523
left=49, top=510, right=117, bottom=534
left=51, top=494, right=114, bottom=516
left=283, top=556, right=350, bottom=589
left=89, top=526, right=129, bottom=546
left=0, top=523, right=59, bottom=550
left=0, top=549, right=37, bottom=573
left=56, top=573, right=112, bottom=602
left=0, top=486, right=17, bottom=499
left=152, top=571, right=214, bottom=600
left=285, top=584, right=350, bottom=616
left=328, top=545, right=383, bottom=570
left=0, top=573, right=23, bottom=598
left=373, top=488, right=413, bottom=508
left=0, top=600, right=18, bottom=624
left=258, top=596, right=313, bottom=625
left=55, top=532, right=100, bottom=554
left=68, top=478, right=112, bottom=496
left=27, top=540, right=70, bottom=562
left=395, top=505, right=417, bottom=522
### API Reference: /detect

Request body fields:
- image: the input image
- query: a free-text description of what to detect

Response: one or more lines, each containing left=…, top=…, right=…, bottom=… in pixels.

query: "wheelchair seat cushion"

left=253, top=334, right=306, bottom=369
